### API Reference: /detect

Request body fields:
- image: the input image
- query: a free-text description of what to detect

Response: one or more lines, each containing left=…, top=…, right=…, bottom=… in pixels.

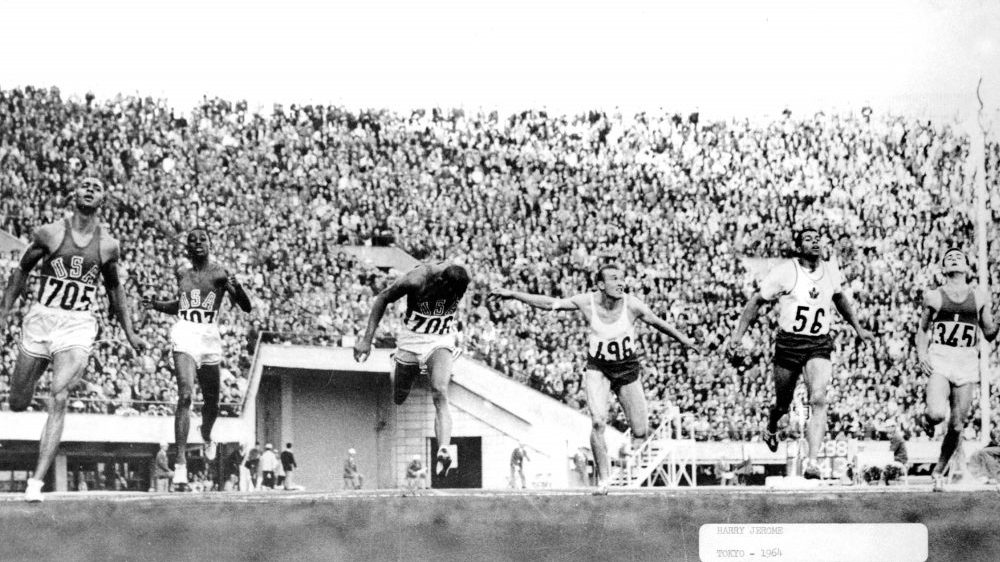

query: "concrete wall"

left=0, top=411, right=248, bottom=444
left=249, top=346, right=610, bottom=489
left=255, top=369, right=393, bottom=491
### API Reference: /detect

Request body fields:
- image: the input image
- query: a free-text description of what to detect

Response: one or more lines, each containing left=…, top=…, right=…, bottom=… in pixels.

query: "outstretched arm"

left=915, top=292, right=936, bottom=376
left=833, top=292, right=874, bottom=342
left=101, top=241, right=146, bottom=353
left=978, top=289, right=998, bottom=343
left=354, top=273, right=418, bottom=362
left=224, top=270, right=253, bottom=313
left=631, top=299, right=698, bottom=350
left=142, top=298, right=180, bottom=315
left=1, top=232, right=49, bottom=332
left=729, top=294, right=766, bottom=349
left=489, top=288, right=580, bottom=312
left=141, top=266, right=181, bottom=315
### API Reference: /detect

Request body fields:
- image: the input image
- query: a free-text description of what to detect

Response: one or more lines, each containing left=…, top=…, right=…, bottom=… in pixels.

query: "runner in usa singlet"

left=177, top=273, right=226, bottom=325
left=36, top=219, right=103, bottom=312
left=400, top=291, right=461, bottom=338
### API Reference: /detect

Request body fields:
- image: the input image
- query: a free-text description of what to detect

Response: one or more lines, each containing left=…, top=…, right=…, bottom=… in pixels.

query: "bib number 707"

left=792, top=306, right=826, bottom=334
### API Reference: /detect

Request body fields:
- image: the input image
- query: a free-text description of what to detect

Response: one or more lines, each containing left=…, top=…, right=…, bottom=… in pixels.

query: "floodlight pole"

left=973, top=77, right=991, bottom=446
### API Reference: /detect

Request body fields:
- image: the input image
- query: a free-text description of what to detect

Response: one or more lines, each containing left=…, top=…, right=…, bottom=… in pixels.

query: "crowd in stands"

left=2, top=85, right=999, bottom=442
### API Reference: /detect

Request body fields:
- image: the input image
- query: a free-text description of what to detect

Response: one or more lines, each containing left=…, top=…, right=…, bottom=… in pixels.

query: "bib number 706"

left=792, top=306, right=826, bottom=334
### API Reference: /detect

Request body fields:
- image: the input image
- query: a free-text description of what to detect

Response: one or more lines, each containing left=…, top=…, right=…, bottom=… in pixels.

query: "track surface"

left=1, top=486, right=997, bottom=561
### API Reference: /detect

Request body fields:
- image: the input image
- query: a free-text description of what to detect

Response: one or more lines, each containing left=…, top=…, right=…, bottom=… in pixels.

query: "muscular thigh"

left=426, top=348, right=454, bottom=391
left=173, top=352, right=198, bottom=391
left=584, top=369, right=612, bottom=422
left=772, top=364, right=800, bottom=399
left=394, top=349, right=420, bottom=365
left=925, top=371, right=951, bottom=418
left=10, top=353, right=50, bottom=394
left=949, top=382, right=977, bottom=425
left=50, top=348, right=91, bottom=395
left=803, top=358, right=832, bottom=401
left=615, top=378, right=649, bottom=435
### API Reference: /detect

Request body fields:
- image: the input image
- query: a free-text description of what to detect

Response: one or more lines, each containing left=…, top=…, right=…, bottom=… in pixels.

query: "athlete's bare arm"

left=223, top=268, right=253, bottom=313
left=729, top=293, right=767, bottom=351
left=915, top=290, right=939, bottom=376
left=0, top=227, right=53, bottom=332
left=630, top=298, right=699, bottom=350
left=143, top=298, right=180, bottom=315
left=832, top=292, right=875, bottom=342
left=488, top=288, right=583, bottom=312
left=353, top=269, right=422, bottom=362
left=140, top=266, right=182, bottom=315
left=100, top=238, right=146, bottom=353
left=977, top=288, right=998, bottom=343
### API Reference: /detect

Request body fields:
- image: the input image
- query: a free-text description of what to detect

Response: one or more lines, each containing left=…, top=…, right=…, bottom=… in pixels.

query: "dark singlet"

left=401, top=285, right=465, bottom=337
left=931, top=288, right=979, bottom=349
left=178, top=269, right=226, bottom=324
left=36, top=219, right=103, bottom=312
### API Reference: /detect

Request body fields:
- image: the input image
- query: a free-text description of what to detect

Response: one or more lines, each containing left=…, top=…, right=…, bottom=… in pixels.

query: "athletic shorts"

left=928, top=345, right=979, bottom=386
left=586, top=357, right=643, bottom=394
left=395, top=331, right=459, bottom=366
left=170, top=320, right=223, bottom=368
left=772, top=331, right=834, bottom=373
left=19, top=303, right=98, bottom=359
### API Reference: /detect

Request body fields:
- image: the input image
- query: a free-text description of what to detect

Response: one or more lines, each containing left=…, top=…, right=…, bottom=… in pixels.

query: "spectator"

left=259, top=443, right=279, bottom=489
left=405, top=455, right=427, bottom=494
left=1, top=87, right=998, bottom=446
left=343, top=448, right=363, bottom=490
left=572, top=447, right=592, bottom=488
left=968, top=427, right=1000, bottom=484
left=281, top=443, right=298, bottom=491
left=239, top=443, right=260, bottom=492
left=242, top=442, right=260, bottom=490
left=153, top=442, right=172, bottom=492
left=509, top=443, right=529, bottom=489
left=226, top=445, right=244, bottom=486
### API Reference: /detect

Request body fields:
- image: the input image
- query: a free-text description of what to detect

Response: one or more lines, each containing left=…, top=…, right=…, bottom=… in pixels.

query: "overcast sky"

left=1, top=0, right=998, bottom=120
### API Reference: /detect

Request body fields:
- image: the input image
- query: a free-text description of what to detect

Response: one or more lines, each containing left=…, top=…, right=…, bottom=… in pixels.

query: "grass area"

left=0, top=490, right=997, bottom=561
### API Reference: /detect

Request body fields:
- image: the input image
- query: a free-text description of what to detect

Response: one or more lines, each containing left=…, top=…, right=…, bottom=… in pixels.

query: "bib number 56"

left=792, top=306, right=825, bottom=334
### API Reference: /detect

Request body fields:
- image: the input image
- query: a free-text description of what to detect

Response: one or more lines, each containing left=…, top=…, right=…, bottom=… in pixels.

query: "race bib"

left=38, top=276, right=98, bottom=311
left=589, top=335, right=639, bottom=362
left=933, top=320, right=977, bottom=348
left=404, top=310, right=454, bottom=335
left=179, top=308, right=217, bottom=324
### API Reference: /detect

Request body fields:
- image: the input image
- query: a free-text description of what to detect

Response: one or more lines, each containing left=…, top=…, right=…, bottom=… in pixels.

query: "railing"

left=615, top=416, right=674, bottom=485
left=0, top=394, right=244, bottom=416
left=613, top=413, right=698, bottom=487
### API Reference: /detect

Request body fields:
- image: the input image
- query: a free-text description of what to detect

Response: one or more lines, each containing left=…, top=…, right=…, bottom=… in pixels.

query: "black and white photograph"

left=1, top=0, right=999, bottom=560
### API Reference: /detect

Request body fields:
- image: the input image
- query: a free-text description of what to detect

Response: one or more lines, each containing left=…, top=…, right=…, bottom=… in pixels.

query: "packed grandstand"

left=2, top=85, right=999, bottom=442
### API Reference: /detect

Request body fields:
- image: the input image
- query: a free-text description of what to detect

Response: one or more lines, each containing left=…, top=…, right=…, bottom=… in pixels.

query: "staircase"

left=609, top=414, right=698, bottom=488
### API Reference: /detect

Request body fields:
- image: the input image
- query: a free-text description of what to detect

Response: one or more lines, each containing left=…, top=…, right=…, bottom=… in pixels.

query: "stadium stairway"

left=610, top=415, right=698, bottom=488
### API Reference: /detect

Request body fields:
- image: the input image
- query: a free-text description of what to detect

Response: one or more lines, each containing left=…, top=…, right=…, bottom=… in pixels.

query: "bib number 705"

left=792, top=306, right=826, bottom=334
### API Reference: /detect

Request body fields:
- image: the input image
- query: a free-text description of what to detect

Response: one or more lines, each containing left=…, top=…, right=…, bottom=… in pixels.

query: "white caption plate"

left=699, top=523, right=927, bottom=562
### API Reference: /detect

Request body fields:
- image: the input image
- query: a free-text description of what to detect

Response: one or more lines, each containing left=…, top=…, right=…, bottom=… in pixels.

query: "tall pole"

left=972, top=78, right=991, bottom=446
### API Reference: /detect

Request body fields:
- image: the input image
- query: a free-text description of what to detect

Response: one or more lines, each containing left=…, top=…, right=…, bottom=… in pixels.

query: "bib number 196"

left=592, top=336, right=635, bottom=362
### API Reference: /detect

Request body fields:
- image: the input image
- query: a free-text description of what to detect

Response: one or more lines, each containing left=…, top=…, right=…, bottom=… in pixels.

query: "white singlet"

left=760, top=259, right=842, bottom=336
left=586, top=294, right=641, bottom=366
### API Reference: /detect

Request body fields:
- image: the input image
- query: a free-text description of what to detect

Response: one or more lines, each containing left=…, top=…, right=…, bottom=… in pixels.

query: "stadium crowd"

left=2, top=85, right=999, bottom=442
